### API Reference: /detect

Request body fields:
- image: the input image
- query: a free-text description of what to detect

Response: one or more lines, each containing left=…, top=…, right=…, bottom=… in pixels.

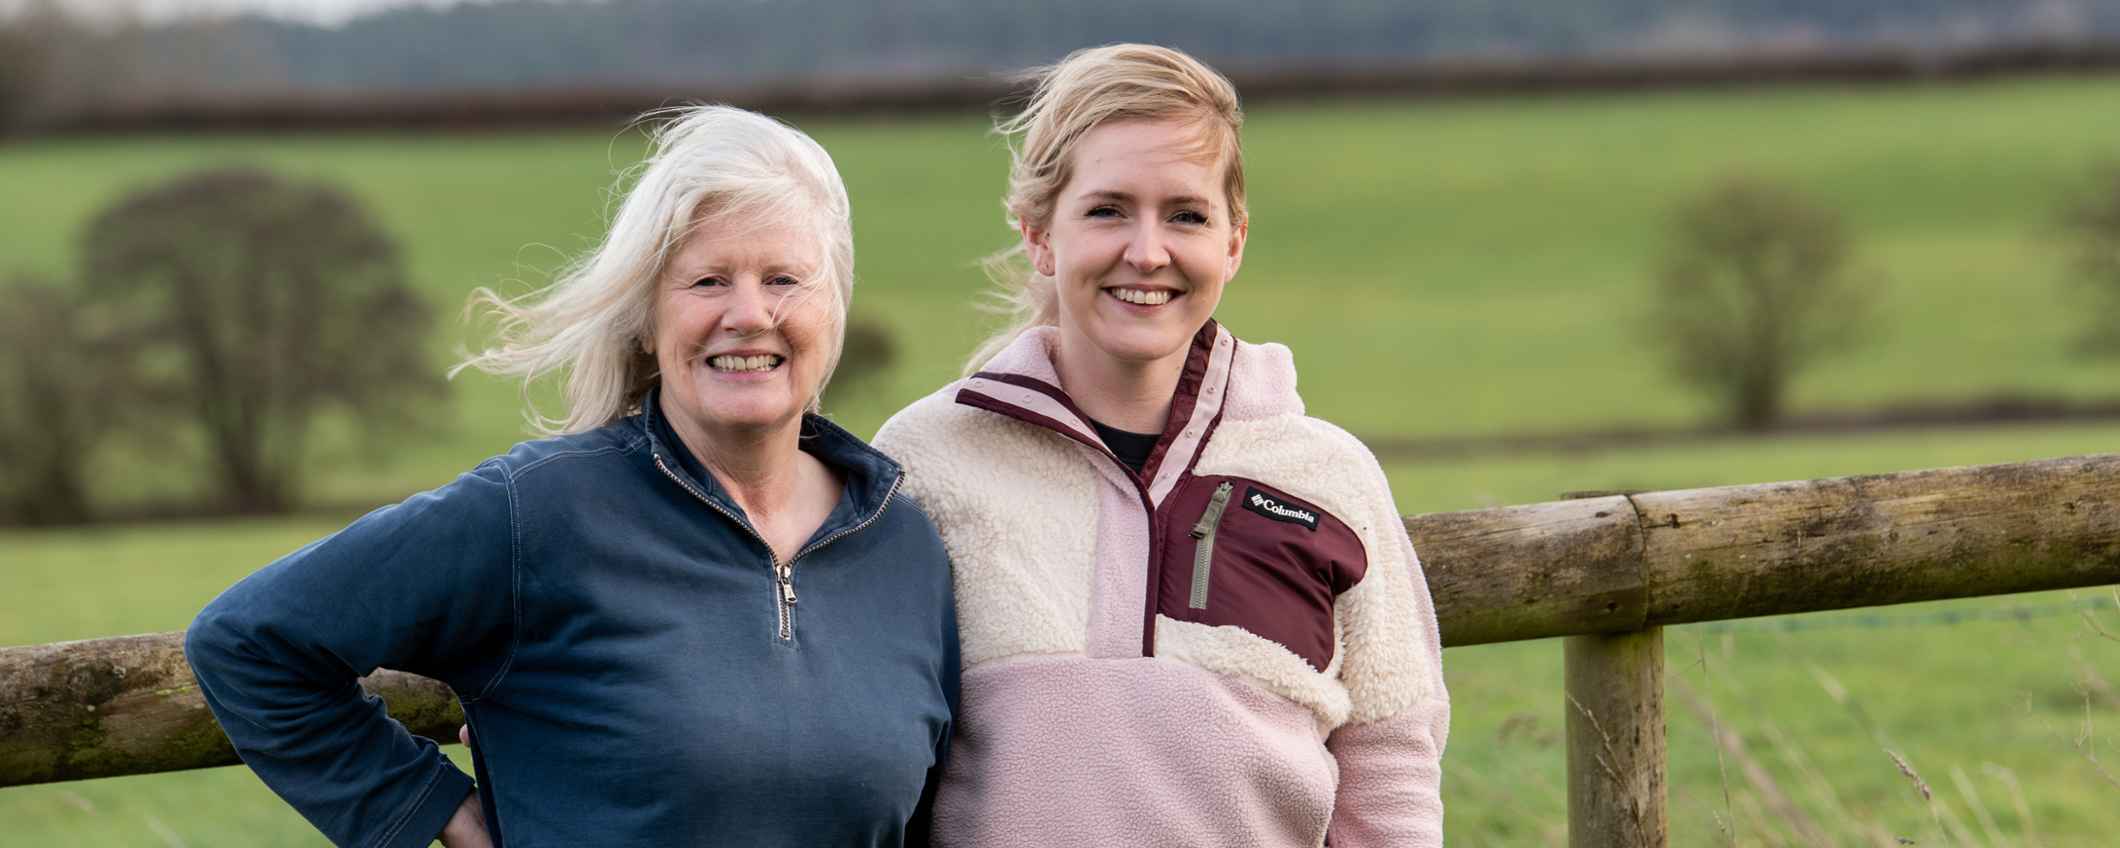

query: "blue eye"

left=768, top=274, right=801, bottom=287
left=1171, top=210, right=1209, bottom=225
left=689, top=276, right=726, bottom=288
left=1086, top=205, right=1122, bottom=219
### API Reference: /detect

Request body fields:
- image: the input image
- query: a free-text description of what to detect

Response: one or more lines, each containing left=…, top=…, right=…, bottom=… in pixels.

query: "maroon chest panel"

left=1153, top=475, right=1369, bottom=671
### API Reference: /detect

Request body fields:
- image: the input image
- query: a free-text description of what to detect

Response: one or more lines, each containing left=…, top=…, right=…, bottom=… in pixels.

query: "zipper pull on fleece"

left=1192, top=482, right=1235, bottom=538
left=777, top=563, right=797, bottom=606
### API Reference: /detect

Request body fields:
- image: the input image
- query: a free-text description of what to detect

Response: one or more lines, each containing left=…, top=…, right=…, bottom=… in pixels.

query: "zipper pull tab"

left=777, top=563, right=797, bottom=606
left=1191, top=482, right=1235, bottom=538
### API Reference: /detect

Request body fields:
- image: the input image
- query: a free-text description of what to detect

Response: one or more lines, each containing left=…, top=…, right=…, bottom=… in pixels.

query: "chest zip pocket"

left=1188, top=482, right=1235, bottom=609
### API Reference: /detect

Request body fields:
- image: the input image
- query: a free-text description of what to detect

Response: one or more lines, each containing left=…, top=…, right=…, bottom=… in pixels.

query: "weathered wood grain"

left=1631, top=453, right=2120, bottom=627
left=1410, top=453, right=2120, bottom=645
left=1566, top=628, right=1667, bottom=848
left=0, top=632, right=459, bottom=787
left=1409, top=495, right=1645, bottom=646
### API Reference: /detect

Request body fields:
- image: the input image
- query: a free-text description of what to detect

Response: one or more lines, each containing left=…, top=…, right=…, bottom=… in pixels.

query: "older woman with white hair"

left=184, top=106, right=958, bottom=848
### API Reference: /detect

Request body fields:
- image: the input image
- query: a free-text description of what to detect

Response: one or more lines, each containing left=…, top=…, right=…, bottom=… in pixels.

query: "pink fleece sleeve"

left=1326, top=522, right=1451, bottom=847
left=1326, top=695, right=1450, bottom=846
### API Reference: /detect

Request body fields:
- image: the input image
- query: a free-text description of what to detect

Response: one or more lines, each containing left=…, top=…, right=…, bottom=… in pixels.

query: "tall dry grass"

left=1661, top=592, right=2120, bottom=848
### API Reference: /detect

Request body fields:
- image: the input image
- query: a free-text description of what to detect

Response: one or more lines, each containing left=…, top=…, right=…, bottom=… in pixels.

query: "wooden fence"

left=3, top=453, right=2117, bottom=846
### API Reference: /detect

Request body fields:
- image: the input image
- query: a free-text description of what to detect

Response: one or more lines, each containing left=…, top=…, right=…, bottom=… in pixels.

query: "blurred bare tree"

left=0, top=274, right=139, bottom=524
left=0, top=3, right=159, bottom=134
left=1647, top=176, right=1875, bottom=430
left=0, top=2, right=59, bottom=134
left=2064, top=161, right=2120, bottom=356
left=81, top=168, right=445, bottom=513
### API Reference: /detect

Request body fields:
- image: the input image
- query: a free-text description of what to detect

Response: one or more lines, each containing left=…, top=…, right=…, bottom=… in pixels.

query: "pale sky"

left=20, top=0, right=508, bottom=26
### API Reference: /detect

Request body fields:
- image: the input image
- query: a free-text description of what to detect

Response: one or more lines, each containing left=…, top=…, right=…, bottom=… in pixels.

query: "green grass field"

left=4, top=76, right=2120, bottom=845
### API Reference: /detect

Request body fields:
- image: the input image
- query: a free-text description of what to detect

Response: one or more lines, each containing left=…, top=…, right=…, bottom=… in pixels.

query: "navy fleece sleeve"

left=185, top=460, right=518, bottom=848
left=904, top=580, right=959, bottom=846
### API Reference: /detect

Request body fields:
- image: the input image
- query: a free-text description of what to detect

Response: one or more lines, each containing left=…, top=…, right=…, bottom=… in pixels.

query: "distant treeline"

left=30, top=42, right=2120, bottom=135
left=21, top=0, right=2120, bottom=95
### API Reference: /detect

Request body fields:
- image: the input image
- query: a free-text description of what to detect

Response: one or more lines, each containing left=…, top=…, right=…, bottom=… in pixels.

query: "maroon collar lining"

left=1137, top=320, right=1220, bottom=482
left=968, top=371, right=1097, bottom=425
left=955, top=387, right=1110, bottom=456
left=952, top=319, right=1224, bottom=484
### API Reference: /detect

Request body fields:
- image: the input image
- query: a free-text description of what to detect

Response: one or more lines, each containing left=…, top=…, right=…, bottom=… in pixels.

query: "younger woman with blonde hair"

left=877, top=44, right=1449, bottom=846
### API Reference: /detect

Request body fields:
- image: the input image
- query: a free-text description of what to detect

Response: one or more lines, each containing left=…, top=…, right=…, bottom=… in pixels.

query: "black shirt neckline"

left=1088, top=418, right=1161, bottom=475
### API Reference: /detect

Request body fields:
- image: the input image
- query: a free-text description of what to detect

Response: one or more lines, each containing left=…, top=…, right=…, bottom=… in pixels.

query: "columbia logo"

left=1243, top=487, right=1318, bottom=530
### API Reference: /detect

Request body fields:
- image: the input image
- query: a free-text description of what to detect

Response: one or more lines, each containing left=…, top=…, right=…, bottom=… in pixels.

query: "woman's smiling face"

left=1025, top=118, right=1246, bottom=374
left=650, top=214, right=837, bottom=441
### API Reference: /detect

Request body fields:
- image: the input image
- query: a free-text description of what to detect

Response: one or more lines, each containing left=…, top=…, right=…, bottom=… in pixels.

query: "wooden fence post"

left=1565, top=627, right=1667, bottom=848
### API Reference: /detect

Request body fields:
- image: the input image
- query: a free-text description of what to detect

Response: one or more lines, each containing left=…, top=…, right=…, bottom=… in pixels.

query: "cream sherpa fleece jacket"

left=873, top=321, right=1449, bottom=848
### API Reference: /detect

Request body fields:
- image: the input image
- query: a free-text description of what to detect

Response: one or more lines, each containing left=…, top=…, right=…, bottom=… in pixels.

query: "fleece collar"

left=638, top=388, right=904, bottom=538
left=955, top=320, right=1240, bottom=508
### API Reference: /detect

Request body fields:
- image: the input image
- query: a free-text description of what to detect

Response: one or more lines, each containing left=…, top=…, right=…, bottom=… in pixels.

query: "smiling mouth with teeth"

left=1108, top=288, right=1175, bottom=306
left=708, top=354, right=785, bottom=373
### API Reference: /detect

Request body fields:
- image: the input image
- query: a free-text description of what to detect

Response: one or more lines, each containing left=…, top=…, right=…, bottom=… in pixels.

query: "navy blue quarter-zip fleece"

left=185, top=396, right=958, bottom=848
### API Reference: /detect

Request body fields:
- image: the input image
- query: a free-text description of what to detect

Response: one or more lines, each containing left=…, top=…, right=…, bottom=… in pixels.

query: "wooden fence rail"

left=4, top=453, right=2118, bottom=846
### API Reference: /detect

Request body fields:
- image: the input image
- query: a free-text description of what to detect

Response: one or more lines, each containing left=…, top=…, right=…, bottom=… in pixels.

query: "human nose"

left=719, top=279, right=774, bottom=336
left=1123, top=219, right=1171, bottom=275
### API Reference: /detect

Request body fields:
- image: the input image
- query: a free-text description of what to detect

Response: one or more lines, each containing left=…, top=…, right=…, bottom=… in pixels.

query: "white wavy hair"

left=455, top=105, right=854, bottom=434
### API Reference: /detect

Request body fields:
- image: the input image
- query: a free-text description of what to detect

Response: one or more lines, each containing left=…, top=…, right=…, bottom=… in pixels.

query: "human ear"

left=1223, top=219, right=1248, bottom=283
left=1020, top=221, right=1056, bottom=277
